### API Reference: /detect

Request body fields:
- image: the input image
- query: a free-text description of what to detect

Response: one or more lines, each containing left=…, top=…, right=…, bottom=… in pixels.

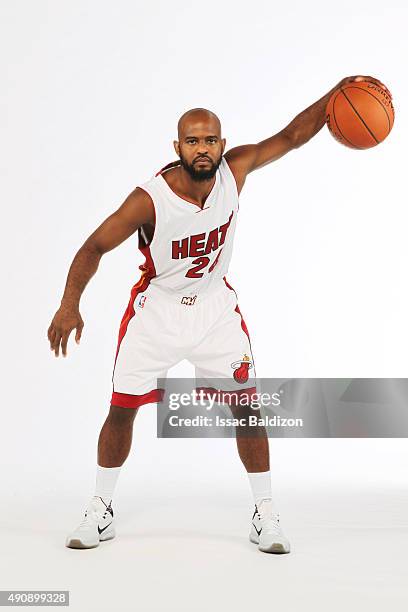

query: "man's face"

left=175, top=119, right=225, bottom=182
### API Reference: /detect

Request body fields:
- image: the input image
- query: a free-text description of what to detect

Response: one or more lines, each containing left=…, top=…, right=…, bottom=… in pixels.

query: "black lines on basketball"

left=341, top=89, right=379, bottom=144
left=326, top=80, right=394, bottom=149
left=345, top=85, right=391, bottom=134
left=332, top=89, right=363, bottom=149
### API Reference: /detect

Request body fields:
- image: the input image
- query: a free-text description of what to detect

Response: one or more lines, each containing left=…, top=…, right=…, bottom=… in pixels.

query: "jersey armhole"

left=155, top=160, right=181, bottom=176
left=136, top=185, right=158, bottom=249
left=222, top=157, right=240, bottom=210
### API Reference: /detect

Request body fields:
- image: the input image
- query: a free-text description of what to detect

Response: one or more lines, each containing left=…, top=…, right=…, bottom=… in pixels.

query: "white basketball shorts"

left=110, top=277, right=257, bottom=409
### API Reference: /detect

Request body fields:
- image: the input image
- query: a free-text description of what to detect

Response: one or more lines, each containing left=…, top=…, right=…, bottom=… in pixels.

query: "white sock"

left=247, top=470, right=277, bottom=511
left=94, top=465, right=121, bottom=505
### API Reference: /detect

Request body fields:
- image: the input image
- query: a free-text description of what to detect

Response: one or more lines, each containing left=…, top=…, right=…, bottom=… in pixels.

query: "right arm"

left=47, top=187, right=154, bottom=357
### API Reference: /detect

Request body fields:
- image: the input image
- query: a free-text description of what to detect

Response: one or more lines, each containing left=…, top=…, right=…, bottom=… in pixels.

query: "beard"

left=179, top=152, right=222, bottom=182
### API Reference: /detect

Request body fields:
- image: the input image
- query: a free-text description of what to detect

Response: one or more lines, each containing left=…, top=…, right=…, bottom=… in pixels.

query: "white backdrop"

left=1, top=1, right=407, bottom=610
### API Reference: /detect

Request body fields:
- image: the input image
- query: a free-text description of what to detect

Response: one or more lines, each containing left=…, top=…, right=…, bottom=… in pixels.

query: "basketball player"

left=48, top=74, right=387, bottom=554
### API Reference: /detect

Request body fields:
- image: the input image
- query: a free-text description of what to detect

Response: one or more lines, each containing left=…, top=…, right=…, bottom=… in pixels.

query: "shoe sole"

left=66, top=538, right=100, bottom=549
left=66, top=530, right=115, bottom=549
left=259, top=543, right=290, bottom=554
left=249, top=534, right=290, bottom=554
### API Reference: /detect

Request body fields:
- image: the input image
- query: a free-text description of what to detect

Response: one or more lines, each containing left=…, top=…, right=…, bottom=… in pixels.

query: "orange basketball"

left=326, top=81, right=394, bottom=149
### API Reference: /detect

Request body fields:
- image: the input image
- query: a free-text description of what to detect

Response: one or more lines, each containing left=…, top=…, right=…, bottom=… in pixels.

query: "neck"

left=176, top=166, right=216, bottom=207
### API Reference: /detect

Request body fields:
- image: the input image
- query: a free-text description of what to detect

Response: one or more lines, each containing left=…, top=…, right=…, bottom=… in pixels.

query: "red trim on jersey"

left=195, top=386, right=258, bottom=406
left=223, top=276, right=250, bottom=339
left=138, top=239, right=157, bottom=281
left=111, top=388, right=165, bottom=409
left=223, top=157, right=240, bottom=212
left=155, top=160, right=181, bottom=177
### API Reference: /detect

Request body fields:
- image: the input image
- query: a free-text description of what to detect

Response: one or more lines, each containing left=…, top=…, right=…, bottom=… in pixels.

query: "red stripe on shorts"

left=223, top=276, right=250, bottom=339
left=111, top=243, right=157, bottom=389
left=111, top=389, right=165, bottom=409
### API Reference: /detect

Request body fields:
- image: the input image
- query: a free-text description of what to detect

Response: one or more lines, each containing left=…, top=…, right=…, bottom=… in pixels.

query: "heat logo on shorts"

left=137, top=295, right=147, bottom=308
left=231, top=354, right=253, bottom=384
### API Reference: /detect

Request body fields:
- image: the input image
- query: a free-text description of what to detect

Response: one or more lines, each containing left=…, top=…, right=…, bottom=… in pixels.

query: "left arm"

left=225, top=75, right=391, bottom=194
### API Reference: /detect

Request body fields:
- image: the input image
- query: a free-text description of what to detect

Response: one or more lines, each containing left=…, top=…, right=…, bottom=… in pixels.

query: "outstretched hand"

left=47, top=304, right=84, bottom=357
left=337, top=75, right=392, bottom=99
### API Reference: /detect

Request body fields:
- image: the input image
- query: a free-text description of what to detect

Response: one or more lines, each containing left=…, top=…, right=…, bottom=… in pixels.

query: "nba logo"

left=137, top=295, right=147, bottom=308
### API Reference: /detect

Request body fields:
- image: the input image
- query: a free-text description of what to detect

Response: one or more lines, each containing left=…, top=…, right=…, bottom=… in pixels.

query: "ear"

left=173, top=140, right=180, bottom=156
left=221, top=138, right=226, bottom=153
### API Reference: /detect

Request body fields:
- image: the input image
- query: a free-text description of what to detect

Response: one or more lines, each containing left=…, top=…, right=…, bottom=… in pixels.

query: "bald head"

left=177, top=107, right=221, bottom=140
left=174, top=107, right=225, bottom=182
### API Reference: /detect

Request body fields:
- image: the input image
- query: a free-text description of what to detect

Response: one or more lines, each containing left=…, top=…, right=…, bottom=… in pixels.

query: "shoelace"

left=77, top=506, right=107, bottom=530
left=77, top=510, right=94, bottom=530
left=262, top=514, right=282, bottom=535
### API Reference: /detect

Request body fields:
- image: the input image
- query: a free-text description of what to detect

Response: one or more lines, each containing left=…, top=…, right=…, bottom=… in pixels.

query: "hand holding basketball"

left=326, top=75, right=394, bottom=149
left=336, top=75, right=392, bottom=99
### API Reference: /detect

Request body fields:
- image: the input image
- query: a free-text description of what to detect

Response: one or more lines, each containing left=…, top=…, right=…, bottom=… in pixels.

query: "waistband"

left=144, top=280, right=230, bottom=305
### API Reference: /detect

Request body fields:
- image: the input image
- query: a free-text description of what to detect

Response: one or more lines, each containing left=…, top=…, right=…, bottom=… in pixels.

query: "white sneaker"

left=65, top=496, right=115, bottom=549
left=249, top=499, right=291, bottom=554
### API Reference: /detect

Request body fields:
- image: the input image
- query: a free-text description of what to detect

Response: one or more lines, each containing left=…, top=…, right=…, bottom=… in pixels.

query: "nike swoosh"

left=252, top=522, right=262, bottom=536
left=98, top=522, right=112, bottom=535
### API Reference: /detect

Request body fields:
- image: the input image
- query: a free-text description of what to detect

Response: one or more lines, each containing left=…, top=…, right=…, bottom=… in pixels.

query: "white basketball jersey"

left=135, top=156, right=239, bottom=295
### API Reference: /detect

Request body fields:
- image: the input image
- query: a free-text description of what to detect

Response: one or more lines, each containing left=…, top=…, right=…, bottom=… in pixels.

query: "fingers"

left=48, top=311, right=84, bottom=357
left=49, top=330, right=56, bottom=351
left=61, top=332, right=70, bottom=357
left=370, top=78, right=392, bottom=99
left=47, top=323, right=65, bottom=357
left=52, top=331, right=62, bottom=357
left=353, top=75, right=392, bottom=98
left=379, top=82, right=393, bottom=98
left=75, top=321, right=84, bottom=344
left=48, top=324, right=83, bottom=356
left=48, top=325, right=56, bottom=348
left=47, top=324, right=53, bottom=341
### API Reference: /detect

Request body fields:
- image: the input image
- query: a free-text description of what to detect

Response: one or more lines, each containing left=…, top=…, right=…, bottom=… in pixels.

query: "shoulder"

left=221, top=156, right=239, bottom=190
left=223, top=146, right=258, bottom=195
left=129, top=186, right=155, bottom=225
